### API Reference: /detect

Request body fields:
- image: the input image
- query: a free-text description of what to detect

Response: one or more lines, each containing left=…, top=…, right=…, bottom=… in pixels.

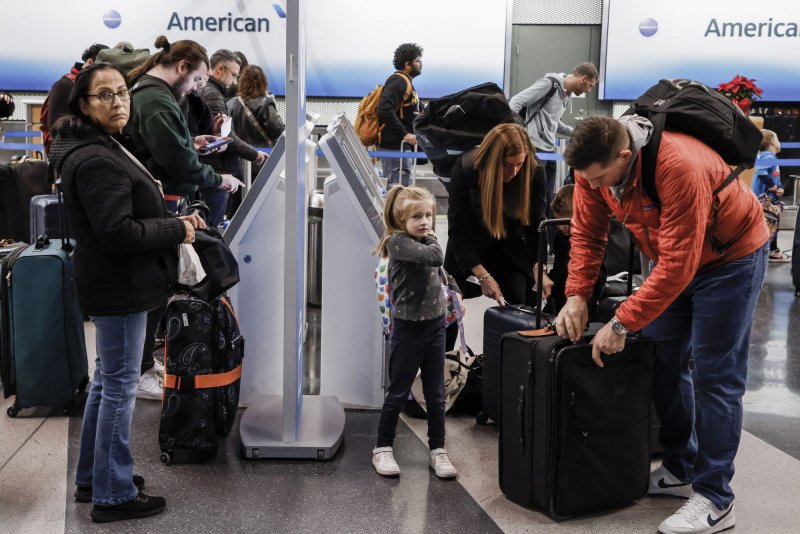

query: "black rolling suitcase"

left=0, top=158, right=51, bottom=242
left=478, top=304, right=539, bottom=425
left=498, top=218, right=656, bottom=518
left=159, top=293, right=244, bottom=465
left=477, top=219, right=569, bottom=426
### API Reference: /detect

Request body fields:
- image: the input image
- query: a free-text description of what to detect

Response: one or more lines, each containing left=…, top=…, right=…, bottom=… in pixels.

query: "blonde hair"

left=473, top=123, right=538, bottom=239
left=373, top=186, right=436, bottom=257
left=760, top=129, right=778, bottom=151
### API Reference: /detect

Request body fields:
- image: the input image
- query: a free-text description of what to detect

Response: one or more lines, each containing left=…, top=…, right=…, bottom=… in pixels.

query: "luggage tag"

left=517, top=322, right=556, bottom=337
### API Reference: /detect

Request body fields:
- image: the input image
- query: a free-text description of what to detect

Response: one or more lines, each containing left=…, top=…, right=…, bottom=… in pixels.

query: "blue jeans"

left=642, top=243, right=768, bottom=508
left=198, top=187, right=229, bottom=228
left=377, top=316, right=446, bottom=450
left=75, top=312, right=147, bottom=505
left=381, top=152, right=413, bottom=187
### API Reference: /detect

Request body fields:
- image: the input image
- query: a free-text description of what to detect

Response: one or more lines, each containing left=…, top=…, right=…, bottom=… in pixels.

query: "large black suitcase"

left=499, top=328, right=655, bottom=518
left=498, top=217, right=657, bottom=518
left=159, top=293, right=244, bottom=465
left=0, top=158, right=51, bottom=242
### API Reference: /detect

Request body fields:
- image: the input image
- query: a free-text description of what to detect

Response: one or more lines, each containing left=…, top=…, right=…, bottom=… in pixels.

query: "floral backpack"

left=375, top=257, right=457, bottom=337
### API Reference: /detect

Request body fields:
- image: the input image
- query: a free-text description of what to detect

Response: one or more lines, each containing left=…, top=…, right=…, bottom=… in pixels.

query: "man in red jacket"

left=557, top=115, right=769, bottom=534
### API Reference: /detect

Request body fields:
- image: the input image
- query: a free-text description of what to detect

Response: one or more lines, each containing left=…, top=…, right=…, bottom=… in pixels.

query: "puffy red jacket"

left=566, top=130, right=770, bottom=331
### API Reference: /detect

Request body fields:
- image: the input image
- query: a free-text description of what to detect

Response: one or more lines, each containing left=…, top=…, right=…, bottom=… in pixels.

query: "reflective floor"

left=1, top=207, right=800, bottom=533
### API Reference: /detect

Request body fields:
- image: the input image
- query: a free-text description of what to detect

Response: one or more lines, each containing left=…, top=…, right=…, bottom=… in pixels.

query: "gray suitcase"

left=30, top=194, right=64, bottom=243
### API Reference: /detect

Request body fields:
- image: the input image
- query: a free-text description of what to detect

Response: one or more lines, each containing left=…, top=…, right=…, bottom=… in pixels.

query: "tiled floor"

left=1, top=222, right=800, bottom=533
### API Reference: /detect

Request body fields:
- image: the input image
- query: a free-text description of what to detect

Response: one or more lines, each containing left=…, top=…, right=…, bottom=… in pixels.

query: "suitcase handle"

left=517, top=385, right=526, bottom=453
left=536, top=218, right=571, bottom=328
left=35, top=234, right=50, bottom=250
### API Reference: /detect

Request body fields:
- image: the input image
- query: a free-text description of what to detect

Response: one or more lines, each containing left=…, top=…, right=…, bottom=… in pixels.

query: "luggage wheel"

left=475, top=411, right=489, bottom=425
left=7, top=405, right=20, bottom=418
left=160, top=452, right=174, bottom=466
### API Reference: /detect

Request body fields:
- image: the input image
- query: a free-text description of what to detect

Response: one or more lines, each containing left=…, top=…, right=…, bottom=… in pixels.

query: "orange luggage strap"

left=164, top=364, right=242, bottom=391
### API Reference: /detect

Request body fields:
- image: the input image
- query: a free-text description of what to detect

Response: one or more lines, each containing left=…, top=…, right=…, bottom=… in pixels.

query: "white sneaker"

left=649, top=464, right=694, bottom=499
left=372, top=447, right=400, bottom=477
left=429, top=448, right=457, bottom=479
left=658, top=493, right=735, bottom=534
left=136, top=368, right=163, bottom=400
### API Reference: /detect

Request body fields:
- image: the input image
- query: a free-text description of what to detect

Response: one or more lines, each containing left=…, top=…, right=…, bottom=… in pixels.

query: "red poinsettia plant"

left=716, top=75, right=763, bottom=114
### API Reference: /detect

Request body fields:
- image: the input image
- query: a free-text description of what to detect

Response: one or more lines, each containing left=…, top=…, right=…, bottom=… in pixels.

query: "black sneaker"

left=91, top=491, right=166, bottom=523
left=75, top=475, right=145, bottom=503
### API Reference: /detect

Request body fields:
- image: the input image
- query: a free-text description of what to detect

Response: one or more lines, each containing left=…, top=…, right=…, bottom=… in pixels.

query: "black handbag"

left=181, top=201, right=240, bottom=300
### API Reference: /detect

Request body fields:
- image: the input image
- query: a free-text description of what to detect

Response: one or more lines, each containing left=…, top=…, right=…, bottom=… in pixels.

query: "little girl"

left=372, top=186, right=461, bottom=479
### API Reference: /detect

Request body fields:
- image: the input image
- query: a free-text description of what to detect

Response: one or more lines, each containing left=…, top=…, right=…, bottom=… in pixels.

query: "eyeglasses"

left=86, top=89, right=131, bottom=104
left=221, top=64, right=241, bottom=79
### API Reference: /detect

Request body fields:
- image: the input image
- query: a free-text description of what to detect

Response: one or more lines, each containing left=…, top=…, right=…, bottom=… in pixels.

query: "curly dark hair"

left=392, top=43, right=423, bottom=71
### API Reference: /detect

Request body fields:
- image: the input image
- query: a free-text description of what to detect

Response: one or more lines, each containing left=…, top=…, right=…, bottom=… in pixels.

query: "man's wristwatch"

left=610, top=317, right=630, bottom=336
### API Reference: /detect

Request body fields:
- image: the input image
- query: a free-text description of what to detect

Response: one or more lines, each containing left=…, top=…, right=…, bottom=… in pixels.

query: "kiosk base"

left=240, top=395, right=345, bottom=460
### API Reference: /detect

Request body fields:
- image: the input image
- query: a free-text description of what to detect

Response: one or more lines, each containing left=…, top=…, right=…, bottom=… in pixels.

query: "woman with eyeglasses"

left=48, top=63, right=205, bottom=524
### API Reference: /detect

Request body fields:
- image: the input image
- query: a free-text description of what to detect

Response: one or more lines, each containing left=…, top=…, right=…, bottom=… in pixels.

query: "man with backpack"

left=40, top=43, right=109, bottom=154
left=377, top=43, right=423, bottom=188
left=556, top=114, right=769, bottom=534
left=509, top=63, right=597, bottom=204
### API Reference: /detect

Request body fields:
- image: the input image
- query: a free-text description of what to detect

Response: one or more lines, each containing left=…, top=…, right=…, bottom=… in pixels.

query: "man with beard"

left=377, top=43, right=423, bottom=188
left=127, top=35, right=242, bottom=214
left=195, top=49, right=267, bottom=227
left=510, top=63, right=598, bottom=205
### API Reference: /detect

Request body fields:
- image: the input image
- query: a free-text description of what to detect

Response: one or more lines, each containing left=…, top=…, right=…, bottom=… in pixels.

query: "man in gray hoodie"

left=509, top=63, right=598, bottom=205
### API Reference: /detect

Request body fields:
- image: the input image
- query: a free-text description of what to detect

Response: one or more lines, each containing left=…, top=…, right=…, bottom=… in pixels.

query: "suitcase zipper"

left=546, top=340, right=572, bottom=518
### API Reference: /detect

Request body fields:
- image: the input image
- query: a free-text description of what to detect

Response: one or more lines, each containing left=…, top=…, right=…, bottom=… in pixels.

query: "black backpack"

left=413, top=82, right=516, bottom=180
left=623, top=79, right=762, bottom=208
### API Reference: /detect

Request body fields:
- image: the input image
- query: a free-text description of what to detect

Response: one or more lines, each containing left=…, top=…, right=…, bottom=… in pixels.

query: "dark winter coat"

left=49, top=124, right=186, bottom=316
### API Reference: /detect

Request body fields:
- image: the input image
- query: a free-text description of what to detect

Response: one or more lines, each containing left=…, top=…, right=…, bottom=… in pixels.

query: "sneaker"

left=649, top=465, right=693, bottom=499
left=75, top=475, right=145, bottom=503
left=91, top=491, right=166, bottom=523
left=429, top=448, right=457, bottom=479
left=769, top=251, right=790, bottom=263
left=658, top=493, right=735, bottom=534
left=372, top=446, right=401, bottom=477
left=136, top=368, right=163, bottom=400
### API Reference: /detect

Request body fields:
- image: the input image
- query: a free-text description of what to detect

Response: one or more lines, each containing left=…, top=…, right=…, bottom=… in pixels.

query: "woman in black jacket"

left=444, top=122, right=549, bottom=306
left=49, top=63, right=204, bottom=524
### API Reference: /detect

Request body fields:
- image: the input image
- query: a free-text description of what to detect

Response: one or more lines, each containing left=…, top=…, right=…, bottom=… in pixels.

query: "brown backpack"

left=354, top=72, right=412, bottom=147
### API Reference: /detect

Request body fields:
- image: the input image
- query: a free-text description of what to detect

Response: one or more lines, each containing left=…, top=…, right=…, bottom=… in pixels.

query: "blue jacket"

left=753, top=150, right=781, bottom=201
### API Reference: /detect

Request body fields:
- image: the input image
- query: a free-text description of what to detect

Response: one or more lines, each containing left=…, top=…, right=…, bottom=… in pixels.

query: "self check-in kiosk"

left=318, top=114, right=387, bottom=409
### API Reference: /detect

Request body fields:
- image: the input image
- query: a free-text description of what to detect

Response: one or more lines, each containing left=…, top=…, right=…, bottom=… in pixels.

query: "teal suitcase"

left=1, top=235, right=88, bottom=416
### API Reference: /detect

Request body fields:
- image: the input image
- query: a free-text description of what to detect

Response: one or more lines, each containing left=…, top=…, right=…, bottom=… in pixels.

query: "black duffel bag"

left=413, top=82, right=517, bottom=181
left=181, top=201, right=239, bottom=300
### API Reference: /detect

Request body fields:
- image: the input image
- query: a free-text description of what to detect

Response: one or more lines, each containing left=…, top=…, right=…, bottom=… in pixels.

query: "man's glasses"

left=221, top=64, right=241, bottom=79
left=86, top=89, right=131, bottom=104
